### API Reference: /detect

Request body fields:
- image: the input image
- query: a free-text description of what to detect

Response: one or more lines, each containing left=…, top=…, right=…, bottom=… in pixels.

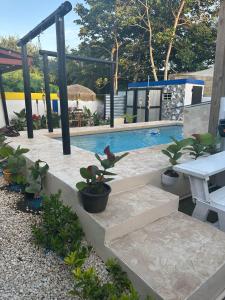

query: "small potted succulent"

left=161, top=137, right=190, bottom=186
left=25, top=160, right=49, bottom=210
left=0, top=145, right=29, bottom=191
left=76, top=146, right=128, bottom=213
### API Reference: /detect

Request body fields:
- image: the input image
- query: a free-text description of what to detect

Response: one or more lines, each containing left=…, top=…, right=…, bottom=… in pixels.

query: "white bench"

left=174, top=151, right=225, bottom=231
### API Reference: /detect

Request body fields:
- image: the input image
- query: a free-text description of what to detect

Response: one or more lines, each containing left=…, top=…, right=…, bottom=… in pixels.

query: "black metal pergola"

left=17, top=1, right=115, bottom=155
left=39, top=50, right=115, bottom=134
left=0, top=47, right=32, bottom=126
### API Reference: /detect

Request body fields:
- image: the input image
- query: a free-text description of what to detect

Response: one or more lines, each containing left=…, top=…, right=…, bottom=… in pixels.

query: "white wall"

left=184, top=83, right=205, bottom=106
left=0, top=100, right=6, bottom=128
left=5, top=99, right=103, bottom=122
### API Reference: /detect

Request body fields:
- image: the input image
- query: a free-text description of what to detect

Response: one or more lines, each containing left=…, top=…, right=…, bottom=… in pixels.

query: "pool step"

left=91, top=183, right=179, bottom=243
left=108, top=212, right=225, bottom=300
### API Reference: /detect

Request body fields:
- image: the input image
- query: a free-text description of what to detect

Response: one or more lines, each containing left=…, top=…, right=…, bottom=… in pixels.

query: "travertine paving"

left=110, top=212, right=225, bottom=300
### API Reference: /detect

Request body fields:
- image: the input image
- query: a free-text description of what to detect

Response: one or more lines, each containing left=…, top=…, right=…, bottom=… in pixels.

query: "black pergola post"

left=21, top=44, right=33, bottom=138
left=56, top=16, right=70, bottom=154
left=110, top=63, right=115, bottom=128
left=17, top=1, right=72, bottom=154
left=43, top=54, right=53, bottom=132
left=0, top=73, right=9, bottom=126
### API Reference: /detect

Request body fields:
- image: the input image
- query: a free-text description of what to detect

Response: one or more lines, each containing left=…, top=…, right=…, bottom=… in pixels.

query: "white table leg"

left=218, top=211, right=225, bottom=231
left=192, top=201, right=209, bottom=221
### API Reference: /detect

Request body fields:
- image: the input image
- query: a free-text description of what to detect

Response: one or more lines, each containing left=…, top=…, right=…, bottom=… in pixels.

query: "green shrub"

left=66, top=256, right=153, bottom=300
left=32, top=192, right=84, bottom=257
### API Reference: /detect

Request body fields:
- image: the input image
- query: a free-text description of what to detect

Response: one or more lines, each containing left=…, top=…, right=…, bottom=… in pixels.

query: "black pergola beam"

left=39, top=49, right=115, bottom=128
left=17, top=2, right=72, bottom=46
left=42, top=54, right=53, bottom=132
left=0, top=73, right=9, bottom=126
left=39, top=50, right=116, bottom=65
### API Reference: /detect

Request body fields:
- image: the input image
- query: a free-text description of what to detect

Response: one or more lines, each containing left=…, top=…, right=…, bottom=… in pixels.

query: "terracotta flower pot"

left=3, top=169, right=13, bottom=184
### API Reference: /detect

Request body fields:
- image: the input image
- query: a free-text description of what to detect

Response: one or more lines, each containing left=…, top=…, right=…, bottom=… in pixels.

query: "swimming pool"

left=58, top=125, right=183, bottom=154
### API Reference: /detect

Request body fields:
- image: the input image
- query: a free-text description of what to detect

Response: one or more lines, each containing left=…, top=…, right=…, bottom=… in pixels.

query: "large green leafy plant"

left=76, top=146, right=128, bottom=194
left=161, top=137, right=191, bottom=166
left=25, top=160, right=49, bottom=197
left=0, top=145, right=29, bottom=184
left=10, top=109, right=27, bottom=131
left=184, top=133, right=217, bottom=160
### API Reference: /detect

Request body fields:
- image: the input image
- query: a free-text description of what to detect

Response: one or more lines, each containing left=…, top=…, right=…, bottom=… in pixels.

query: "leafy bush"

left=0, top=145, right=29, bottom=184
left=67, top=258, right=153, bottom=300
left=10, top=109, right=26, bottom=131
left=32, top=192, right=84, bottom=257
left=185, top=133, right=217, bottom=159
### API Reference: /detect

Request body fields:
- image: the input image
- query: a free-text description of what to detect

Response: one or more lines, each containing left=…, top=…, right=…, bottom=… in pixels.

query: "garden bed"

left=0, top=177, right=108, bottom=299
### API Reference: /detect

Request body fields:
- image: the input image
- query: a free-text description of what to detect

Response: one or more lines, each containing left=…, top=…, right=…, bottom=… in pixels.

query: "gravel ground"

left=0, top=177, right=109, bottom=300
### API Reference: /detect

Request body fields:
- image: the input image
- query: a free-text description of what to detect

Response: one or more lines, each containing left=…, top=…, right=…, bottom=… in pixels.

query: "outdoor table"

left=174, top=151, right=225, bottom=231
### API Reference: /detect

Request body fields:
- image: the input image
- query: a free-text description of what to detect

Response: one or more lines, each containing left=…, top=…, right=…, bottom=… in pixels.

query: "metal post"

left=56, top=16, right=70, bottom=155
left=43, top=54, right=53, bottom=132
left=21, top=44, right=33, bottom=138
left=110, top=63, right=115, bottom=128
left=0, top=73, right=9, bottom=126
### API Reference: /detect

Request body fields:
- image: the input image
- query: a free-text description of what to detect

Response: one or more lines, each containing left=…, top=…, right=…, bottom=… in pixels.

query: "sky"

left=0, top=0, right=84, bottom=51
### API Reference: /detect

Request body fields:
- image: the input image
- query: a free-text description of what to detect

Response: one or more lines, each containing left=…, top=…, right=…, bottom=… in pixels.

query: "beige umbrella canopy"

left=58, top=84, right=96, bottom=101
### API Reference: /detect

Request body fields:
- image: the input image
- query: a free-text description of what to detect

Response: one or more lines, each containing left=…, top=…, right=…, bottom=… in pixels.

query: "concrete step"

left=108, top=212, right=225, bottom=300
left=91, top=184, right=179, bottom=243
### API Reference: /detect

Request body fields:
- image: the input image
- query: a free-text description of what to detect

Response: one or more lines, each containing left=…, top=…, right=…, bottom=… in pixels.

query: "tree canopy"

left=74, top=0, right=219, bottom=89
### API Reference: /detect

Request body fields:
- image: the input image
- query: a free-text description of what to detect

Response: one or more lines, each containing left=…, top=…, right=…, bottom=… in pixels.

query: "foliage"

left=184, top=133, right=217, bottom=159
left=161, top=137, right=191, bottom=166
left=10, top=109, right=26, bottom=131
left=25, top=160, right=49, bottom=196
left=123, top=113, right=136, bottom=124
left=0, top=145, right=29, bottom=184
left=32, top=114, right=42, bottom=130
left=0, top=35, right=58, bottom=92
left=67, top=257, right=154, bottom=300
left=82, top=106, right=107, bottom=126
left=32, top=192, right=84, bottom=257
left=64, top=246, right=91, bottom=269
left=74, top=0, right=219, bottom=88
left=76, top=146, right=128, bottom=194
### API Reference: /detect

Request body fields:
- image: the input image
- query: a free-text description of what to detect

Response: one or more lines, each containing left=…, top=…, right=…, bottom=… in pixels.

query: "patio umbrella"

left=58, top=84, right=96, bottom=101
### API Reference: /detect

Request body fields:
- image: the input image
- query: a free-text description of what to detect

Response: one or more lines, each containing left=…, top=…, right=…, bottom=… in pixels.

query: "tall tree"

left=128, top=0, right=219, bottom=80
left=75, top=0, right=131, bottom=93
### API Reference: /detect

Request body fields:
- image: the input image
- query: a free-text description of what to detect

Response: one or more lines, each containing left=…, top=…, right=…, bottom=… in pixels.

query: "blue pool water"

left=60, top=125, right=183, bottom=154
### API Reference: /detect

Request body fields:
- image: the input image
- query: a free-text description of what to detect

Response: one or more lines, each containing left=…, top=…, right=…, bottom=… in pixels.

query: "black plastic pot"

left=79, top=183, right=111, bottom=213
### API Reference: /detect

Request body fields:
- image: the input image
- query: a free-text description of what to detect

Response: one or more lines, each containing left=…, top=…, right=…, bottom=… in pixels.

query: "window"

left=163, top=92, right=172, bottom=101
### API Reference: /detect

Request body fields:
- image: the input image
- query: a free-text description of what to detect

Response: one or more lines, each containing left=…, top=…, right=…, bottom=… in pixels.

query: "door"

left=192, top=86, right=203, bottom=105
left=126, top=88, right=162, bottom=123
left=146, top=89, right=162, bottom=121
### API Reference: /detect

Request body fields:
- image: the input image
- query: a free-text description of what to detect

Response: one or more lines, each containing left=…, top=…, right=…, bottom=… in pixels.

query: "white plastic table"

left=174, top=151, right=225, bottom=231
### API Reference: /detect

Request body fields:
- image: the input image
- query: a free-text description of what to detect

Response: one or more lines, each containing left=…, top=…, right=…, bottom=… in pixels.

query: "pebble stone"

left=0, top=177, right=109, bottom=300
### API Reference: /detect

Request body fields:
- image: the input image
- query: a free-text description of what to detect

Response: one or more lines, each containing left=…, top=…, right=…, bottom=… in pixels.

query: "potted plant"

left=0, top=146, right=29, bottom=190
left=161, top=138, right=190, bottom=186
left=184, top=133, right=217, bottom=159
left=25, top=160, right=49, bottom=210
left=76, top=146, right=128, bottom=213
